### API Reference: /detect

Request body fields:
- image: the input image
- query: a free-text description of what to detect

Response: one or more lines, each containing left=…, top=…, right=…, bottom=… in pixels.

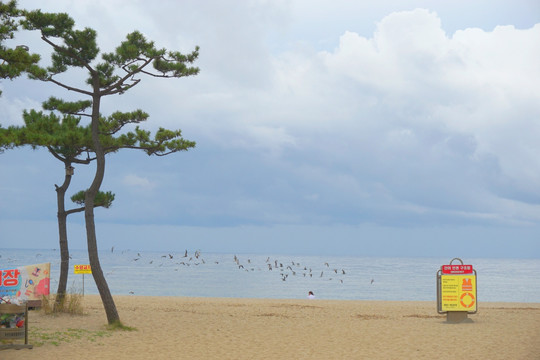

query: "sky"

left=1, top=0, right=540, bottom=258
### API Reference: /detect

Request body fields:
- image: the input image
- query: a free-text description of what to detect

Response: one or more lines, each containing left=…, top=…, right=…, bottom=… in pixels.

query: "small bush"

left=41, top=290, right=84, bottom=316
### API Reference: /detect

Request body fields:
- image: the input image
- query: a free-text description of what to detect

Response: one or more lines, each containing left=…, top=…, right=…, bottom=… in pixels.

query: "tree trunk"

left=85, top=88, right=120, bottom=325
left=54, top=164, right=72, bottom=310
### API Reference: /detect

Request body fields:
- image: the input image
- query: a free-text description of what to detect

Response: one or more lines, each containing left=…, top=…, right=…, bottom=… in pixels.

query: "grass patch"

left=29, top=327, right=112, bottom=346
left=107, top=320, right=136, bottom=331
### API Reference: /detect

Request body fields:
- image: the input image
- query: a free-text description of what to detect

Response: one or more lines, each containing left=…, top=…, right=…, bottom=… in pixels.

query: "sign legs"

left=447, top=311, right=470, bottom=323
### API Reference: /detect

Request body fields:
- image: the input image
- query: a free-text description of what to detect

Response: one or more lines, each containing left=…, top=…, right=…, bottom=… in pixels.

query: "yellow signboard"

left=440, top=274, right=476, bottom=312
left=74, top=264, right=92, bottom=274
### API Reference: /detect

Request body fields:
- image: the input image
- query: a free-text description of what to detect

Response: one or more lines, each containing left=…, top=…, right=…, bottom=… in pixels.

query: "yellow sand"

left=2, top=295, right=539, bottom=359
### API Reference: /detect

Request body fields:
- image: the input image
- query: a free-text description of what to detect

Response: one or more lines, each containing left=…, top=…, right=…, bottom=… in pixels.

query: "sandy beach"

left=2, top=295, right=539, bottom=359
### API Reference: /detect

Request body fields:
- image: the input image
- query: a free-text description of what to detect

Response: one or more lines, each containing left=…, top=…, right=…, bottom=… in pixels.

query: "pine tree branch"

left=65, top=207, right=85, bottom=215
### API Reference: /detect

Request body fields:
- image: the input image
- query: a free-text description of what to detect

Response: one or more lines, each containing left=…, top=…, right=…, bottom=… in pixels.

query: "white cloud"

left=0, top=94, right=41, bottom=126
left=122, top=174, right=156, bottom=190
left=299, top=9, right=540, bottom=208
left=3, top=1, right=540, bottom=256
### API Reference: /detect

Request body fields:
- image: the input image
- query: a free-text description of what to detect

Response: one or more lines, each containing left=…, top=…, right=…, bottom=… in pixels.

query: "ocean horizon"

left=1, top=248, right=539, bottom=303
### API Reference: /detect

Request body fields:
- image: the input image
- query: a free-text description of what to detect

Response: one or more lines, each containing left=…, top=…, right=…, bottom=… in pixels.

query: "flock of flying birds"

left=118, top=248, right=375, bottom=285
left=232, top=254, right=349, bottom=283
left=128, top=248, right=207, bottom=266
left=3, top=249, right=376, bottom=286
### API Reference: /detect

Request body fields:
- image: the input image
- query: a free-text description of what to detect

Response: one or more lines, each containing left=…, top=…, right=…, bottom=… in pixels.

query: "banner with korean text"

left=0, top=263, right=50, bottom=301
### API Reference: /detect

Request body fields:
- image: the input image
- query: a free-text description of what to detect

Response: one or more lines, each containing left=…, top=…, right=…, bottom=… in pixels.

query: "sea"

left=1, top=248, right=539, bottom=303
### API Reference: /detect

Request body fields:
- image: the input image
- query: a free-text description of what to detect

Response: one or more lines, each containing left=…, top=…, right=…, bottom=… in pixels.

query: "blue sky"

left=1, top=0, right=540, bottom=258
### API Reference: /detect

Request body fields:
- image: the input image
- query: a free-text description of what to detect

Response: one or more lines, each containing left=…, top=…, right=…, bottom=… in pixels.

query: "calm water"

left=1, top=248, right=539, bottom=303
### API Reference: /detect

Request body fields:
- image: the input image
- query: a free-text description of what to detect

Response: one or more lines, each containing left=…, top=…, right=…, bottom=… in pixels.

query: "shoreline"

left=2, top=295, right=539, bottom=359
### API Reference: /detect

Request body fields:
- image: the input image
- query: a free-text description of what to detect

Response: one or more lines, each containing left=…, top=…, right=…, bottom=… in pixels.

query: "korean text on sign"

left=0, top=269, right=21, bottom=287
left=74, top=265, right=92, bottom=274
left=441, top=265, right=473, bottom=274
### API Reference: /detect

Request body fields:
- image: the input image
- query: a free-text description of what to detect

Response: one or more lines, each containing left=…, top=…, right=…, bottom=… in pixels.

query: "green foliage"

left=153, top=48, right=200, bottom=77
left=102, top=30, right=162, bottom=65
left=0, top=0, right=41, bottom=93
left=22, top=10, right=199, bottom=94
left=43, top=96, right=92, bottom=115
left=100, top=110, right=149, bottom=135
left=21, top=9, right=74, bottom=38
left=22, top=10, right=97, bottom=79
left=0, top=0, right=17, bottom=43
left=71, top=190, right=115, bottom=208
left=0, top=42, right=39, bottom=80
left=93, top=61, right=119, bottom=88
left=14, top=109, right=94, bottom=160
left=0, top=124, right=14, bottom=152
left=2, top=98, right=196, bottom=159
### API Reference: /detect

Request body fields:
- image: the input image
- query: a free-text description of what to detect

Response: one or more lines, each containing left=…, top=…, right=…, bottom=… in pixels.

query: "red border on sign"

left=441, top=264, right=473, bottom=274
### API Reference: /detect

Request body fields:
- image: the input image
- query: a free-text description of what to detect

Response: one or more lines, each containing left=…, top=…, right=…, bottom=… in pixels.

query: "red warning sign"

left=441, top=264, right=473, bottom=274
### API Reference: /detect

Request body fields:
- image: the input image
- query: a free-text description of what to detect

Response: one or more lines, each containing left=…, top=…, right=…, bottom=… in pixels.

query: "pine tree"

left=19, top=9, right=199, bottom=324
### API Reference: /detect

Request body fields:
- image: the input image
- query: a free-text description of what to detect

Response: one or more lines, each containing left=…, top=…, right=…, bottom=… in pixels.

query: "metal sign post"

left=73, top=265, right=92, bottom=296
